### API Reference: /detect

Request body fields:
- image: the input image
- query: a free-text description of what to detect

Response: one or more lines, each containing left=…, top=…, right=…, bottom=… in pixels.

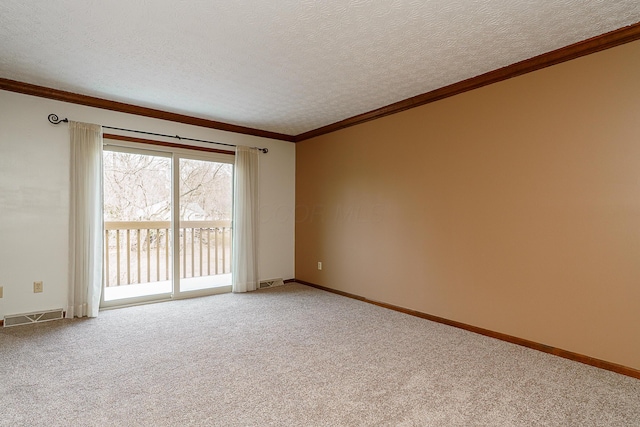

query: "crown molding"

left=294, top=21, right=640, bottom=142
left=2, top=21, right=639, bottom=144
left=0, top=78, right=296, bottom=142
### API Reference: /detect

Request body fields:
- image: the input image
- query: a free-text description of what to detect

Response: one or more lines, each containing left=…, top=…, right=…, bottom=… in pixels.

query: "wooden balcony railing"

left=104, top=220, right=232, bottom=287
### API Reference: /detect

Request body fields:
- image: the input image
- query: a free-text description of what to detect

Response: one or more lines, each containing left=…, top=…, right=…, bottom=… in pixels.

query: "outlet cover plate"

left=33, top=281, right=43, bottom=293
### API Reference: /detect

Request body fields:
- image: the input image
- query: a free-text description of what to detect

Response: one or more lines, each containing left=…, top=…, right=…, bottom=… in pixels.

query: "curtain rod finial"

left=48, top=114, right=68, bottom=124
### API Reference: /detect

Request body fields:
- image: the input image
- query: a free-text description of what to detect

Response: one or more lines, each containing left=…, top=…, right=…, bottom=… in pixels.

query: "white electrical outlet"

left=318, top=262, right=322, bottom=270
left=33, top=281, right=43, bottom=293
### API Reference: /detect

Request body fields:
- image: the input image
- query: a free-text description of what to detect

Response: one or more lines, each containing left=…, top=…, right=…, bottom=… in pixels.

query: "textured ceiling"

left=1, top=1, right=639, bottom=136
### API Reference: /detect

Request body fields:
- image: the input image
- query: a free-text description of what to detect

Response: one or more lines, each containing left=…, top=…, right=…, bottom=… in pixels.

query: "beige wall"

left=296, top=40, right=640, bottom=370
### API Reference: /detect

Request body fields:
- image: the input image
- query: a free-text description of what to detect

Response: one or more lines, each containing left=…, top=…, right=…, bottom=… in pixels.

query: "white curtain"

left=232, top=146, right=259, bottom=292
left=67, top=121, right=103, bottom=318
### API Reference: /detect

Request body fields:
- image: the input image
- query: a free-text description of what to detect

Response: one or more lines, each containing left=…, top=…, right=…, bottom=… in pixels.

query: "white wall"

left=0, top=90, right=295, bottom=318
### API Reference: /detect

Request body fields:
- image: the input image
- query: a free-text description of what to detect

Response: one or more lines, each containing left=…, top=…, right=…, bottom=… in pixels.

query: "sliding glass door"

left=102, top=144, right=233, bottom=307
left=102, top=147, right=172, bottom=303
left=176, top=157, right=233, bottom=295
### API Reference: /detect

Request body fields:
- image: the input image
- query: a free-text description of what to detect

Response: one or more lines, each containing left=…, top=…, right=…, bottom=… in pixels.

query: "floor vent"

left=4, top=309, right=65, bottom=327
left=259, top=278, right=285, bottom=289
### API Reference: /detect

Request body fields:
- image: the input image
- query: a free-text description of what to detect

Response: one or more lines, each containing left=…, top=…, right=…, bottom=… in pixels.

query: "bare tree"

left=103, top=152, right=232, bottom=222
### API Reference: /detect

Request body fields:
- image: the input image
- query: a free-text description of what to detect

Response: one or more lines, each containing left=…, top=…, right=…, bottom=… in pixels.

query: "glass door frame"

left=172, top=152, right=234, bottom=299
left=100, top=139, right=234, bottom=309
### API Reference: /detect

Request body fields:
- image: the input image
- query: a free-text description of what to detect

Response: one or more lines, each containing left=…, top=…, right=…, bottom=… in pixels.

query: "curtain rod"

left=47, top=114, right=268, bottom=153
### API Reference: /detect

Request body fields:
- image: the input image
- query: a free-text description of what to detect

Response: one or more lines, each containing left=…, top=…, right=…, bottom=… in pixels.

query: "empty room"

left=1, top=1, right=639, bottom=425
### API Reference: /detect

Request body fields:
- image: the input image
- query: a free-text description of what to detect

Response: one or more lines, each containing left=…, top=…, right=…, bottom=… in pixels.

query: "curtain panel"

left=68, top=121, right=103, bottom=318
left=232, top=146, right=259, bottom=292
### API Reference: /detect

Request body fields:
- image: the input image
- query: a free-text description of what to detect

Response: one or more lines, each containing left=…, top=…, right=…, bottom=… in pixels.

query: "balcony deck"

left=103, top=273, right=232, bottom=300
left=104, top=220, right=232, bottom=302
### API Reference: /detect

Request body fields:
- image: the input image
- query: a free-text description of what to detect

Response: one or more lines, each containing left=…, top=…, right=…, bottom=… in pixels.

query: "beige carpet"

left=1, top=283, right=638, bottom=426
